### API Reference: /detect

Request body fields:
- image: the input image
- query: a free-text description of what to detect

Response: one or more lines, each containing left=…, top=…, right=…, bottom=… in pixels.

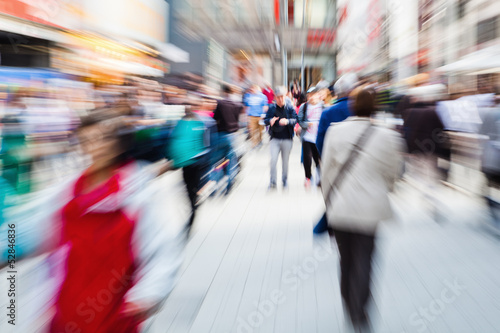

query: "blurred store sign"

left=307, top=29, right=336, bottom=47
left=0, top=0, right=83, bottom=30
left=83, top=0, right=167, bottom=45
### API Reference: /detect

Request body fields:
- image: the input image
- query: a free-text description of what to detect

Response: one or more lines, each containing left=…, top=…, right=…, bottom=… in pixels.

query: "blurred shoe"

left=304, top=178, right=311, bottom=189
left=268, top=183, right=277, bottom=191
left=282, top=181, right=288, bottom=190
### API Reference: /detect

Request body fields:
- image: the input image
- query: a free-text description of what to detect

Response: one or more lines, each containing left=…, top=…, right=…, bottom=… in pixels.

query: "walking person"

left=213, top=84, right=244, bottom=193
left=298, top=87, right=323, bottom=188
left=264, top=86, right=299, bottom=190
left=321, top=88, right=404, bottom=331
left=243, top=84, right=268, bottom=148
left=1, top=108, right=187, bottom=332
left=169, top=103, right=214, bottom=231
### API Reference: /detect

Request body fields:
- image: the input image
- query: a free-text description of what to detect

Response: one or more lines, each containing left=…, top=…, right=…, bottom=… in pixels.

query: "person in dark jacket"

left=403, top=84, right=450, bottom=222
left=403, top=84, right=450, bottom=179
left=213, top=85, right=244, bottom=193
left=264, top=86, right=299, bottom=189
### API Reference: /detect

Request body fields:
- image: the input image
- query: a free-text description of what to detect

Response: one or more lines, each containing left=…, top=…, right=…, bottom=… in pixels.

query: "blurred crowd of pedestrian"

left=1, top=69, right=500, bottom=332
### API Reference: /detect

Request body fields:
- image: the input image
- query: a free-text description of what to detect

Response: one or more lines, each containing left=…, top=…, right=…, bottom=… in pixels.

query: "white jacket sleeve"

left=124, top=170, right=190, bottom=307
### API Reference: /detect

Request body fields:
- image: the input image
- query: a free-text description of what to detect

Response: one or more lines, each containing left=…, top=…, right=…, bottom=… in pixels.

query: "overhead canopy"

left=154, top=42, right=190, bottom=63
left=437, top=44, right=500, bottom=74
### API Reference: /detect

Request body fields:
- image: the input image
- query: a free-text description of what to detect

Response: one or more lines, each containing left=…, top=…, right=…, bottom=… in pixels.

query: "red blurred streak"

left=0, top=0, right=64, bottom=29
left=338, top=5, right=348, bottom=26
left=274, top=0, right=280, bottom=25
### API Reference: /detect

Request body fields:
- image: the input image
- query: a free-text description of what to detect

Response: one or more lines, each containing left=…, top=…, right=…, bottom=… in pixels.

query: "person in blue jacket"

left=314, top=73, right=358, bottom=234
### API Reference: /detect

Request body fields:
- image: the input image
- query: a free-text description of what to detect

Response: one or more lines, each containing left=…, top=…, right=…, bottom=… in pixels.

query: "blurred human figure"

left=317, top=79, right=332, bottom=107
left=321, top=88, right=404, bottom=331
left=298, top=87, right=323, bottom=188
left=314, top=73, right=358, bottom=234
left=213, top=85, right=244, bottom=193
left=168, top=103, right=214, bottom=230
left=479, top=99, right=500, bottom=228
left=262, top=81, right=275, bottom=105
left=264, top=86, right=298, bottom=189
left=0, top=95, right=31, bottom=194
left=243, top=84, right=268, bottom=148
left=291, top=79, right=301, bottom=101
left=317, top=73, right=358, bottom=155
left=404, top=85, right=451, bottom=221
left=1, top=108, right=184, bottom=332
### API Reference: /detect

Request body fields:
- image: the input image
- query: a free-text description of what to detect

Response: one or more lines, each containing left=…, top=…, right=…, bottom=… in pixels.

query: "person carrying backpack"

left=298, top=86, right=324, bottom=188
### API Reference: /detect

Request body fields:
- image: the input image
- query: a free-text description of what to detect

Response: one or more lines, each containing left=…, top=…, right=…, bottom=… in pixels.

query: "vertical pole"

left=301, top=0, right=306, bottom=92
left=333, top=0, right=337, bottom=80
left=284, top=0, right=288, bottom=25
left=301, top=49, right=305, bottom=91
left=283, top=48, right=288, bottom=88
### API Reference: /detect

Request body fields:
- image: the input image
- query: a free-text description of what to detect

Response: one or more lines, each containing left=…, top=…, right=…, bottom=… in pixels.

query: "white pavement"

left=2, top=136, right=500, bottom=333
left=145, top=138, right=500, bottom=333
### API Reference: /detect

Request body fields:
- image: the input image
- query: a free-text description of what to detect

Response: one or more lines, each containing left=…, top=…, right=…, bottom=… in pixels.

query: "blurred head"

left=77, top=108, right=134, bottom=171
left=334, top=73, right=358, bottom=98
left=408, top=84, right=447, bottom=104
left=251, top=84, right=261, bottom=94
left=353, top=88, right=376, bottom=117
left=306, top=86, right=320, bottom=105
left=275, top=86, right=287, bottom=107
left=222, top=84, right=232, bottom=96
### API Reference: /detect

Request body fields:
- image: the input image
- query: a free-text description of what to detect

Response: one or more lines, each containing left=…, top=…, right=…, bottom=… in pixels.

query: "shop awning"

left=437, top=44, right=500, bottom=73
left=154, top=42, right=190, bottom=63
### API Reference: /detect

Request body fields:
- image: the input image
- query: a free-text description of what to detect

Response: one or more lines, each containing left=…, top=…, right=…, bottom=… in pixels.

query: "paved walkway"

left=2, top=136, right=500, bottom=333
left=145, top=139, right=500, bottom=333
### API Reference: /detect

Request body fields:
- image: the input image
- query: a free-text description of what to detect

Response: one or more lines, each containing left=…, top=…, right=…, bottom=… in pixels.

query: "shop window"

left=477, top=16, right=498, bottom=45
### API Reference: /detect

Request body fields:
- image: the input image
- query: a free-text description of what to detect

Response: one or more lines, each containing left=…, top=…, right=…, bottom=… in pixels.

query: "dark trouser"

left=302, top=140, right=320, bottom=180
left=183, top=162, right=204, bottom=228
left=333, top=228, right=375, bottom=325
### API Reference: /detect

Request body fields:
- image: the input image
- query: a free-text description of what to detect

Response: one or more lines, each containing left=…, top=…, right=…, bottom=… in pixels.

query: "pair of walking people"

left=264, top=85, right=324, bottom=190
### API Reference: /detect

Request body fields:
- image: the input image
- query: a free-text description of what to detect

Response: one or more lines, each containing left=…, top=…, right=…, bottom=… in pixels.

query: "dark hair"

left=354, top=88, right=376, bottom=117
left=222, top=84, right=232, bottom=94
left=78, top=107, right=135, bottom=163
left=297, top=93, right=307, bottom=106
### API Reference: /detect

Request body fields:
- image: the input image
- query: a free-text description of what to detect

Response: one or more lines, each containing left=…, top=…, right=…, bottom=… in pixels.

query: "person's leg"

left=249, top=117, right=259, bottom=147
left=348, top=232, right=376, bottom=326
left=311, top=142, right=321, bottom=186
left=281, top=139, right=293, bottom=186
left=183, top=165, right=199, bottom=228
left=311, top=142, right=321, bottom=169
left=257, top=122, right=264, bottom=145
left=269, top=139, right=280, bottom=187
left=303, top=141, right=313, bottom=180
left=332, top=228, right=353, bottom=311
left=224, top=133, right=238, bottom=192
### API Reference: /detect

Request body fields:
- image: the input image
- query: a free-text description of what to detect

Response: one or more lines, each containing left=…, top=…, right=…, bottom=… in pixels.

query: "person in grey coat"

left=322, top=88, right=404, bottom=330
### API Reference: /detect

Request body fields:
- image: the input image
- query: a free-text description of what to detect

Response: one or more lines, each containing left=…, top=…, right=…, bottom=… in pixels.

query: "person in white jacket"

left=321, top=88, right=404, bottom=330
